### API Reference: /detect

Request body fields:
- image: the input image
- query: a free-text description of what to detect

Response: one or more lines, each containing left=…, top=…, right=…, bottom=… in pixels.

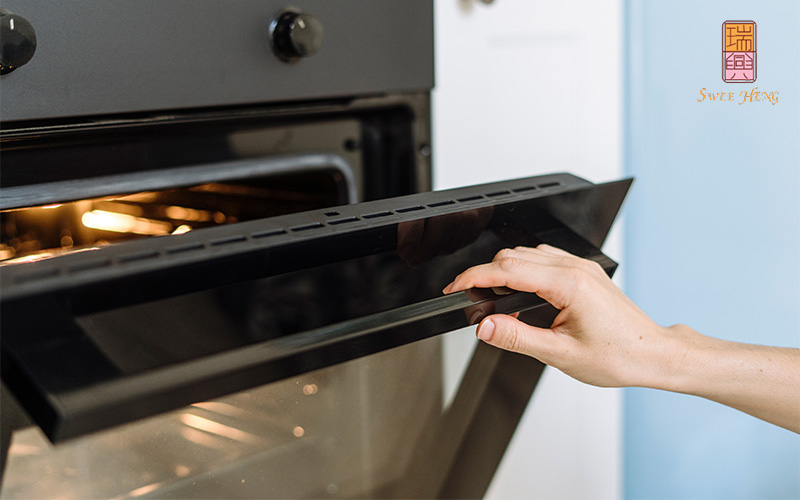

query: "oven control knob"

left=0, top=8, right=36, bottom=74
left=270, top=10, right=323, bottom=61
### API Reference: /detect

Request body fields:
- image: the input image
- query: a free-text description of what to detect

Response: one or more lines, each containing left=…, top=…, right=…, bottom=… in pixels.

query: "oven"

left=0, top=2, right=631, bottom=498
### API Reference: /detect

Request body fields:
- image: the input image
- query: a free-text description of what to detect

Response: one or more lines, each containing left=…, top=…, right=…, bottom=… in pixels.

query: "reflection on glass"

left=0, top=334, right=450, bottom=499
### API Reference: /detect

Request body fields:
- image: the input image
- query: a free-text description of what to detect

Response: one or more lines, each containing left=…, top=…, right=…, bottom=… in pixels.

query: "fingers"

left=443, top=255, right=574, bottom=309
left=527, top=244, right=577, bottom=258
left=476, top=313, right=560, bottom=360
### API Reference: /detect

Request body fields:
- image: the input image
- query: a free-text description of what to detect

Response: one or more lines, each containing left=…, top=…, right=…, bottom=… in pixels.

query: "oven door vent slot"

left=252, top=229, right=287, bottom=239
left=14, top=268, right=60, bottom=284
left=456, top=196, right=483, bottom=203
left=68, top=259, right=112, bottom=273
left=165, top=242, right=205, bottom=254
left=210, top=235, right=248, bottom=246
left=291, top=223, right=325, bottom=232
left=118, top=250, right=160, bottom=263
left=427, top=200, right=455, bottom=208
left=328, top=217, right=360, bottom=225
left=396, top=205, right=425, bottom=213
left=362, top=211, right=393, bottom=219
left=486, top=190, right=512, bottom=197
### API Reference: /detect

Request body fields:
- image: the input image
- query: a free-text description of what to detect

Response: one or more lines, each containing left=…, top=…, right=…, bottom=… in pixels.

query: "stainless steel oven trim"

left=0, top=152, right=358, bottom=211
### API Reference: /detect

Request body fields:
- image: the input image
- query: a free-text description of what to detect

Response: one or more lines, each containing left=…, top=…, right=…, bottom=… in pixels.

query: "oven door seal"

left=0, top=173, right=632, bottom=444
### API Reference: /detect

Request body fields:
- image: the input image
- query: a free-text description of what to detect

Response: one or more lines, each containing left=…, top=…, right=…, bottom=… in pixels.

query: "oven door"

left=0, top=174, right=630, bottom=499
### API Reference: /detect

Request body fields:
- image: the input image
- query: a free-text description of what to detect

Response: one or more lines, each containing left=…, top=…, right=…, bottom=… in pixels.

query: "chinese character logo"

left=723, top=21, right=756, bottom=83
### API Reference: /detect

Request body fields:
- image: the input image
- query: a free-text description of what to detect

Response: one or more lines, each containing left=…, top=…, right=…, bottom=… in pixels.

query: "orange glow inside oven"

left=0, top=171, right=346, bottom=266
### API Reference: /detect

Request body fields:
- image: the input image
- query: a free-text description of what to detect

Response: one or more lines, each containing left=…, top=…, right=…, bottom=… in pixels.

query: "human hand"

left=442, top=244, right=685, bottom=389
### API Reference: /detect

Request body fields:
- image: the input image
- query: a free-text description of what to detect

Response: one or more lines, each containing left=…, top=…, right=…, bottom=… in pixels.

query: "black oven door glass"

left=0, top=174, right=630, bottom=498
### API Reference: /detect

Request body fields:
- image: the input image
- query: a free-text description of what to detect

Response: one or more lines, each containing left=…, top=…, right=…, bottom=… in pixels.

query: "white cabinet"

left=433, top=1, right=624, bottom=498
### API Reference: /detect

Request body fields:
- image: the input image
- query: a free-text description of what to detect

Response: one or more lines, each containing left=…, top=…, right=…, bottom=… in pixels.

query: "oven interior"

left=0, top=169, right=350, bottom=265
left=0, top=101, right=425, bottom=265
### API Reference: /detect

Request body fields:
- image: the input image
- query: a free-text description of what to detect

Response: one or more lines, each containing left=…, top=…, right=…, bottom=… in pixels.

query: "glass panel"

left=0, top=331, right=451, bottom=499
left=74, top=207, right=498, bottom=374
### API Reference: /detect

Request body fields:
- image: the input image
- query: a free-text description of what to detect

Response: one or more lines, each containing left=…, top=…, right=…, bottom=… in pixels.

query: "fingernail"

left=477, top=319, right=495, bottom=342
left=442, top=281, right=454, bottom=294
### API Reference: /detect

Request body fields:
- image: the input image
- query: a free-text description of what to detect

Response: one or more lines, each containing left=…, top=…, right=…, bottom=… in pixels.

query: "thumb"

left=476, top=314, right=555, bottom=359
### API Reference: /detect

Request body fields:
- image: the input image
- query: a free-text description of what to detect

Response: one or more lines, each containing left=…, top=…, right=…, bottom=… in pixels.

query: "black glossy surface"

left=0, top=1, right=433, bottom=121
left=0, top=176, right=631, bottom=441
left=271, top=10, right=324, bottom=61
left=0, top=8, right=36, bottom=74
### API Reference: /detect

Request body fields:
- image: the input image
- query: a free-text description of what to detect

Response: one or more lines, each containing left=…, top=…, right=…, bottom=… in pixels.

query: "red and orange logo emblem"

left=723, top=21, right=756, bottom=83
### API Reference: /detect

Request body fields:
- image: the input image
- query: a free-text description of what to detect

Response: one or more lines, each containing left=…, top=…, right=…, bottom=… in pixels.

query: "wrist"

left=645, top=323, right=707, bottom=393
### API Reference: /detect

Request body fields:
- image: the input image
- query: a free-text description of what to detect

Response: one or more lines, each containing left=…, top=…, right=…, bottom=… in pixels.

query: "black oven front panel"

left=0, top=0, right=434, bottom=122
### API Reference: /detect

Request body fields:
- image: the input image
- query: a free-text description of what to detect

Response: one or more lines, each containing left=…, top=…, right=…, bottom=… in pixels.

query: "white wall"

left=433, top=1, right=624, bottom=498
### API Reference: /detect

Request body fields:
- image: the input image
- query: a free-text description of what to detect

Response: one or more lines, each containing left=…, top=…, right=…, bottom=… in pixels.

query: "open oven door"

left=0, top=173, right=630, bottom=499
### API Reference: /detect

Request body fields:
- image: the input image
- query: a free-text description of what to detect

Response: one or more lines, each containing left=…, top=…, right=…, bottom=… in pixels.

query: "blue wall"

left=624, top=1, right=800, bottom=498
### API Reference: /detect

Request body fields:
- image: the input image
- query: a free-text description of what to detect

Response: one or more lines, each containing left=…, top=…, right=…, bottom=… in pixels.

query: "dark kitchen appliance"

left=0, top=2, right=631, bottom=498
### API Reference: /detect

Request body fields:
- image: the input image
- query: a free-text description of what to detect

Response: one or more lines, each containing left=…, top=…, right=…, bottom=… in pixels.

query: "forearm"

left=656, top=324, right=800, bottom=433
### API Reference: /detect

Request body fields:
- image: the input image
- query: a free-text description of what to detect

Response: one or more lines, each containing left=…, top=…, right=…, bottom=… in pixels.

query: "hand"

left=444, top=244, right=800, bottom=433
left=443, top=244, right=684, bottom=388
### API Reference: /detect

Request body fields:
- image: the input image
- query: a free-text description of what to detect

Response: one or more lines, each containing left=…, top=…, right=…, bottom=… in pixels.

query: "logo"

left=723, top=21, right=756, bottom=82
left=698, top=20, right=776, bottom=105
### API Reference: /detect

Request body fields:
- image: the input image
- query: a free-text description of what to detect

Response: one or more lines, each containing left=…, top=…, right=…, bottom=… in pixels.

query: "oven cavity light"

left=82, top=210, right=172, bottom=235
left=292, top=426, right=305, bottom=437
left=302, top=384, right=318, bottom=395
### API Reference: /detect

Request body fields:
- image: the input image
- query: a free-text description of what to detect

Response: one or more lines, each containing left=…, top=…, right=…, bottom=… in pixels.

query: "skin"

left=443, top=244, right=800, bottom=434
